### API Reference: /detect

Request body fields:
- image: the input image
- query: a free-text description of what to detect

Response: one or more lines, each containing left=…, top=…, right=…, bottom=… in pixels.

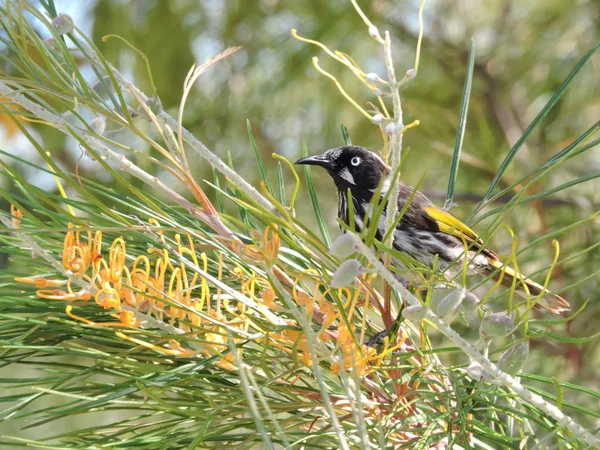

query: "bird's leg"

left=365, top=301, right=406, bottom=348
left=365, top=329, right=389, bottom=347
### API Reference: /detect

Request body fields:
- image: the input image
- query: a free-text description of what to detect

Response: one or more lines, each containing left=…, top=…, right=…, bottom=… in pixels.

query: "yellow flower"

left=10, top=205, right=22, bottom=228
left=243, top=224, right=280, bottom=266
left=299, top=351, right=313, bottom=367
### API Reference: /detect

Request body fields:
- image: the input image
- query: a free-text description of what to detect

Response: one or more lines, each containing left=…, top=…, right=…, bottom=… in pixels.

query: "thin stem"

left=0, top=81, right=235, bottom=241
left=82, top=49, right=277, bottom=214
left=382, top=30, right=403, bottom=249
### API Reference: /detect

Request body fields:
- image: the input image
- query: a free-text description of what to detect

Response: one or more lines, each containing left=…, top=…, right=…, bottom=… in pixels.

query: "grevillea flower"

left=16, top=219, right=394, bottom=379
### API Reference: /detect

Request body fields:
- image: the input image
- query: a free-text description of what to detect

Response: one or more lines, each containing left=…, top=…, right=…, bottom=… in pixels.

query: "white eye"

left=350, top=156, right=361, bottom=166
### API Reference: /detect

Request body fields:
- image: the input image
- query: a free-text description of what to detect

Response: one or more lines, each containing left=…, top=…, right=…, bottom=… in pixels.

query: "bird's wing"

left=423, top=205, right=498, bottom=260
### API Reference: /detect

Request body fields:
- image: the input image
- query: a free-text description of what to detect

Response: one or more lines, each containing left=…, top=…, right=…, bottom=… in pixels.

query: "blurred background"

left=0, top=0, right=599, bottom=441
left=1, top=0, right=598, bottom=234
left=4, top=0, right=595, bottom=305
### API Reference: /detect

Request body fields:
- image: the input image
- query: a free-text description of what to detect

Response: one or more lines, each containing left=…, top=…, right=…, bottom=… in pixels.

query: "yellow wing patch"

left=424, top=206, right=497, bottom=259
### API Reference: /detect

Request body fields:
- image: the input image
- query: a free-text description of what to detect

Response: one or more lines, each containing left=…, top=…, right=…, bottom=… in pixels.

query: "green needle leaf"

left=470, top=39, right=600, bottom=220
left=446, top=38, right=475, bottom=209
left=247, top=119, right=275, bottom=197
left=301, top=141, right=331, bottom=247
left=341, top=124, right=352, bottom=145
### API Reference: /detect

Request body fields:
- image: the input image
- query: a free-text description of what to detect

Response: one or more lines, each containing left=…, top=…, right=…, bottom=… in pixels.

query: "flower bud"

left=436, top=287, right=466, bottom=318
left=368, top=25, right=381, bottom=40
left=331, top=259, right=362, bottom=288
left=89, top=117, right=105, bottom=135
left=392, top=122, right=405, bottom=133
left=466, top=361, right=490, bottom=382
left=405, top=68, right=417, bottom=80
left=366, top=72, right=381, bottom=82
left=330, top=234, right=357, bottom=259
left=461, top=291, right=480, bottom=313
left=51, top=14, right=73, bottom=35
left=385, top=123, right=395, bottom=134
left=373, top=88, right=384, bottom=97
left=480, top=312, right=516, bottom=337
left=372, top=113, right=384, bottom=125
left=402, top=304, right=427, bottom=321
left=497, top=341, right=529, bottom=375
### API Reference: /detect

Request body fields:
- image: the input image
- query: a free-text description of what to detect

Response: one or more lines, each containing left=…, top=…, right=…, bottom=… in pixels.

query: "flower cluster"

left=16, top=219, right=398, bottom=378
left=17, top=221, right=238, bottom=369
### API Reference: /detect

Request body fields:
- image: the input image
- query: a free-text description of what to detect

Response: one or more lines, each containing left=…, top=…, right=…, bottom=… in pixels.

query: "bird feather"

left=423, top=205, right=498, bottom=260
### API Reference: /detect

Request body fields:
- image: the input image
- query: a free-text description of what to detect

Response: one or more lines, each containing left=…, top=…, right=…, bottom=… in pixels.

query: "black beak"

left=295, top=153, right=333, bottom=169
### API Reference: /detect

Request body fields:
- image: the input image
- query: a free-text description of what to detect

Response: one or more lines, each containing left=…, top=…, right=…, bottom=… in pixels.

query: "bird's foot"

left=365, top=329, right=388, bottom=348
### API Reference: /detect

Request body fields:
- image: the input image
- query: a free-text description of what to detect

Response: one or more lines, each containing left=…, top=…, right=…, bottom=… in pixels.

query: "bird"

left=295, top=145, right=570, bottom=314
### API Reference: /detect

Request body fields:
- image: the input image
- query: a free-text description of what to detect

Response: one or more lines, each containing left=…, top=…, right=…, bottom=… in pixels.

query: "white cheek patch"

left=381, top=177, right=391, bottom=193
left=368, top=176, right=391, bottom=194
left=339, top=168, right=356, bottom=185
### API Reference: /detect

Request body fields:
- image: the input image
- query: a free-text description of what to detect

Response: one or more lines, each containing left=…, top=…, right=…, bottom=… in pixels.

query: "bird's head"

left=295, top=146, right=390, bottom=194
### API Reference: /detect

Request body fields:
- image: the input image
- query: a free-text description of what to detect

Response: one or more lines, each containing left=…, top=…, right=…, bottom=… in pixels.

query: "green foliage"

left=0, top=0, right=598, bottom=449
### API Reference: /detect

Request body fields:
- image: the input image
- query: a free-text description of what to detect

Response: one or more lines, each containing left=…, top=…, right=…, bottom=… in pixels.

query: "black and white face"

left=295, top=146, right=390, bottom=193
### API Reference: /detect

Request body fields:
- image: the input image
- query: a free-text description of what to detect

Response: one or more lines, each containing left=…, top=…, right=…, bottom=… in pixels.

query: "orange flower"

left=299, top=351, right=313, bottom=367
left=17, top=218, right=321, bottom=373
left=244, top=224, right=280, bottom=266
left=10, top=205, right=22, bottom=228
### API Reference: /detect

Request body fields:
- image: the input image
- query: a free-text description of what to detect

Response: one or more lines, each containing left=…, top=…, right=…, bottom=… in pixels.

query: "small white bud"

left=89, top=117, right=105, bottom=135
left=480, top=312, right=516, bottom=337
left=461, top=291, right=480, bottom=312
left=402, top=304, right=427, bottom=321
left=372, top=114, right=384, bottom=125
left=385, top=123, right=395, bottom=134
left=373, top=88, right=384, bottom=97
left=368, top=25, right=380, bottom=40
left=405, top=68, right=417, bottom=80
left=498, top=341, right=529, bottom=375
left=436, top=287, right=466, bottom=318
left=331, top=259, right=362, bottom=288
left=330, top=234, right=357, bottom=259
left=51, top=14, right=73, bottom=35
left=466, top=361, right=490, bottom=382
left=392, top=122, right=405, bottom=133
left=366, top=72, right=380, bottom=82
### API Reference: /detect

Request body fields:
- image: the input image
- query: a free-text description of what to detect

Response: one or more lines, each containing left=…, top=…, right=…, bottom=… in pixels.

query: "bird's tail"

left=487, top=259, right=570, bottom=314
